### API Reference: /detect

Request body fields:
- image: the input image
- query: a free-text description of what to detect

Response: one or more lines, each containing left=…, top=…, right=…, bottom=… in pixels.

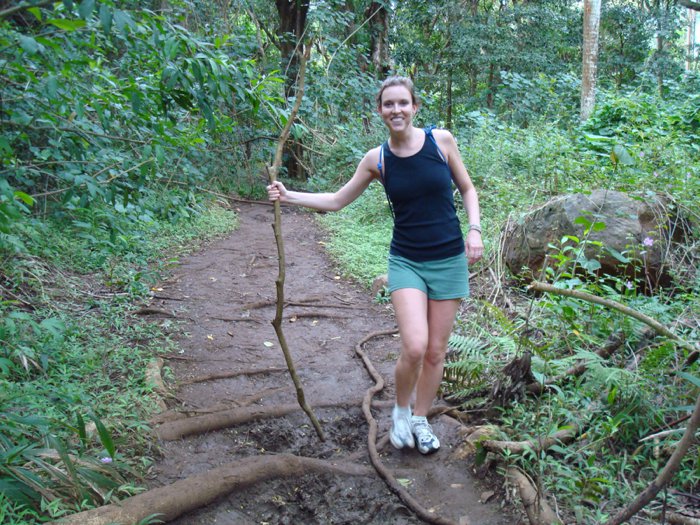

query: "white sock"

left=394, top=404, right=411, bottom=417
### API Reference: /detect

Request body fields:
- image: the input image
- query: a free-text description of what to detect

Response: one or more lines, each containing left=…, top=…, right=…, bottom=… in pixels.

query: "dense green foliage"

left=1, top=0, right=698, bottom=522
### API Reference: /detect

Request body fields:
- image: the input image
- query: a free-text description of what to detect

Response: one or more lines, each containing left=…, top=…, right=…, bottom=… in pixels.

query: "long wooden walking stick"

left=266, top=43, right=325, bottom=441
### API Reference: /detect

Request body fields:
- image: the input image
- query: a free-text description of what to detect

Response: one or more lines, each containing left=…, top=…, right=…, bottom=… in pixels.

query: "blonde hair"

left=376, top=76, right=419, bottom=108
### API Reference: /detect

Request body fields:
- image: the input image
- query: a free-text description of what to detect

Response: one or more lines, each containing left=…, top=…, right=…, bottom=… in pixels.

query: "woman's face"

left=378, top=85, right=416, bottom=132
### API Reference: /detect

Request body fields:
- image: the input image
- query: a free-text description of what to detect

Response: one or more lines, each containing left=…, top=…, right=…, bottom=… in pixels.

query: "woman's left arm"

left=435, top=129, right=484, bottom=264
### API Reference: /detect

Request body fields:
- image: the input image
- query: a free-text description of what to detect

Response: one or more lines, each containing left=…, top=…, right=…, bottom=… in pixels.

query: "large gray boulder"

left=502, top=189, right=682, bottom=288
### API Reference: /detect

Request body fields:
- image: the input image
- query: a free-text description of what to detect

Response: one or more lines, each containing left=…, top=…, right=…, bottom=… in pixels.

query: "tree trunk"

left=468, top=66, right=478, bottom=97
left=486, top=63, right=496, bottom=109
left=687, top=8, right=697, bottom=71
left=615, top=35, right=625, bottom=90
left=366, top=2, right=390, bottom=77
left=446, top=70, right=453, bottom=131
left=275, top=0, right=310, bottom=179
left=656, top=26, right=665, bottom=96
left=580, top=0, right=602, bottom=121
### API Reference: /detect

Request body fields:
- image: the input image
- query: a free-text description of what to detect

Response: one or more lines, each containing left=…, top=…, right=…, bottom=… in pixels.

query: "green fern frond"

left=443, top=334, right=500, bottom=403
left=480, top=300, right=525, bottom=336
left=447, top=334, right=488, bottom=354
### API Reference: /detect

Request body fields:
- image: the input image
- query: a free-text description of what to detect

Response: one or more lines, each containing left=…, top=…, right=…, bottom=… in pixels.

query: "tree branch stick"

left=266, top=43, right=324, bottom=441
left=528, top=281, right=699, bottom=360
left=0, top=1, right=53, bottom=19
left=678, top=0, right=700, bottom=12
left=602, top=391, right=700, bottom=525
left=156, top=399, right=361, bottom=441
left=482, top=423, right=580, bottom=455
left=506, top=467, right=562, bottom=525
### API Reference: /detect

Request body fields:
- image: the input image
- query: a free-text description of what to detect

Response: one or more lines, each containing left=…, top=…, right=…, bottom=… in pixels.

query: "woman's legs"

left=389, top=288, right=427, bottom=449
left=390, top=289, right=461, bottom=451
left=392, top=290, right=460, bottom=411
left=414, top=298, right=461, bottom=416
left=391, top=288, right=429, bottom=408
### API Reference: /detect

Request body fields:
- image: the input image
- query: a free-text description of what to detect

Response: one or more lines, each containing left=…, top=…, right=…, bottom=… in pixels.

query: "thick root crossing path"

left=50, top=454, right=373, bottom=525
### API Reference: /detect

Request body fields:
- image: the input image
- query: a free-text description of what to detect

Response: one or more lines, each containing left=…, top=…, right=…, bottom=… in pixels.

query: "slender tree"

left=686, top=7, right=697, bottom=70
left=365, top=1, right=391, bottom=77
left=275, top=0, right=310, bottom=179
left=581, top=0, right=602, bottom=121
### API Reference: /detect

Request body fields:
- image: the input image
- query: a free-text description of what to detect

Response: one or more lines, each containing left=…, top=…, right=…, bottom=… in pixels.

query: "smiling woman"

left=376, top=76, right=419, bottom=134
left=267, top=74, right=484, bottom=457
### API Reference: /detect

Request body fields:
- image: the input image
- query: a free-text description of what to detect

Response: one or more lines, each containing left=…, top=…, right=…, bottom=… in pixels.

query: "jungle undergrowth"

left=0, top=201, right=238, bottom=523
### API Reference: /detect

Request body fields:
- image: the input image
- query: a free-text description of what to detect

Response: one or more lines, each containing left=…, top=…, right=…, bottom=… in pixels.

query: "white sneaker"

left=411, top=416, right=440, bottom=454
left=390, top=405, right=415, bottom=449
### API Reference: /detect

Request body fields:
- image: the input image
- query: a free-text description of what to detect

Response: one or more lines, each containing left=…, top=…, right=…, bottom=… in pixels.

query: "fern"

left=443, top=333, right=519, bottom=406
left=447, top=334, right=487, bottom=354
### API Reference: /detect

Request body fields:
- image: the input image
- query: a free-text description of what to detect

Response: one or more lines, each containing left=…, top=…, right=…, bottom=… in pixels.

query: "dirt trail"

left=149, top=202, right=519, bottom=525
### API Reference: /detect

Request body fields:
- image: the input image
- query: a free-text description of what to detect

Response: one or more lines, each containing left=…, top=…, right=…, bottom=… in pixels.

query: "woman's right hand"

left=267, top=181, right=287, bottom=202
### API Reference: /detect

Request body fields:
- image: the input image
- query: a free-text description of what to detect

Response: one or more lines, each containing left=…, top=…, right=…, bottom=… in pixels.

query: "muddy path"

left=148, top=202, right=520, bottom=525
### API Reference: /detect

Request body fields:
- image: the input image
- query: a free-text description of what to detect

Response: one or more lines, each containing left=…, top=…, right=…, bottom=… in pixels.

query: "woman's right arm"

left=267, top=148, right=380, bottom=212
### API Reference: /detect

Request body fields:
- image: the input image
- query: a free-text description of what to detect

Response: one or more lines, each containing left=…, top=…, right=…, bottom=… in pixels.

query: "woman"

left=267, top=76, right=483, bottom=454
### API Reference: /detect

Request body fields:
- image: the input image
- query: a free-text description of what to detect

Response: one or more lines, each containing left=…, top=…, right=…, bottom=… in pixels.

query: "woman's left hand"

left=466, top=230, right=484, bottom=264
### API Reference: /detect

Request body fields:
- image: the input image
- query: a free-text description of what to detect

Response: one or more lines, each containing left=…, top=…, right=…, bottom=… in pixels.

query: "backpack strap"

left=377, top=143, right=394, bottom=218
left=377, top=143, right=385, bottom=180
left=424, top=125, right=447, bottom=164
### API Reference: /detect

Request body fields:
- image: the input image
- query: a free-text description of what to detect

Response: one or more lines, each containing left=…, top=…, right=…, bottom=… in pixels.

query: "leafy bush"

left=0, top=199, right=236, bottom=521
left=1, top=2, right=278, bottom=259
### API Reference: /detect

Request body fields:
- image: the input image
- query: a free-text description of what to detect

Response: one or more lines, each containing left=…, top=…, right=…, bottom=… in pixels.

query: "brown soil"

left=148, top=202, right=521, bottom=525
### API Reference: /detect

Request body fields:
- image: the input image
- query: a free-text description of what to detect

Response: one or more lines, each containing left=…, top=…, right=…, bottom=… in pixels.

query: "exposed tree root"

left=195, top=386, right=292, bottom=412
left=242, top=294, right=323, bottom=309
left=210, top=316, right=263, bottom=323
left=133, top=307, right=178, bottom=318
left=658, top=512, right=700, bottom=525
left=145, top=358, right=167, bottom=395
left=160, top=354, right=197, bottom=361
left=228, top=195, right=274, bottom=206
left=211, top=312, right=349, bottom=323
left=151, top=294, right=185, bottom=301
left=243, top=296, right=362, bottom=310
left=286, top=301, right=363, bottom=309
left=150, top=386, right=293, bottom=425
left=490, top=352, right=536, bottom=408
left=482, top=423, right=580, bottom=455
left=156, top=399, right=363, bottom=440
left=453, top=423, right=575, bottom=524
left=49, top=454, right=373, bottom=525
left=153, top=395, right=392, bottom=428
left=506, top=467, right=562, bottom=525
left=286, top=311, right=350, bottom=320
left=161, top=354, right=249, bottom=362
left=145, top=357, right=168, bottom=411
left=179, top=366, right=287, bottom=385
left=354, top=329, right=458, bottom=525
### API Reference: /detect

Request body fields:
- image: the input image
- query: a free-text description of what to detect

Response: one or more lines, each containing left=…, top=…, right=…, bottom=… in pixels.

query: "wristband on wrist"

left=469, top=224, right=482, bottom=233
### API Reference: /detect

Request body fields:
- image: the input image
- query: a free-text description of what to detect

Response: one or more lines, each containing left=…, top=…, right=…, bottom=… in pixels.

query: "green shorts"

left=387, top=253, right=469, bottom=300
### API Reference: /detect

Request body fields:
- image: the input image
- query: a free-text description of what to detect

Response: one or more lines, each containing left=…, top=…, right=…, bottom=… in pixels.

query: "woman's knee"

left=400, top=339, right=428, bottom=364
left=423, top=344, right=447, bottom=367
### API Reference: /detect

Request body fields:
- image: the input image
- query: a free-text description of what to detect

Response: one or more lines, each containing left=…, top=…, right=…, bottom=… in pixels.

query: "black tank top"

left=381, top=129, right=464, bottom=261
